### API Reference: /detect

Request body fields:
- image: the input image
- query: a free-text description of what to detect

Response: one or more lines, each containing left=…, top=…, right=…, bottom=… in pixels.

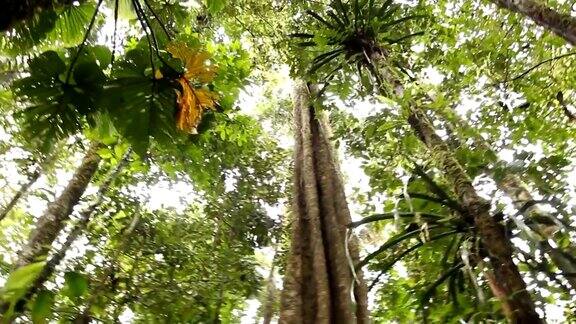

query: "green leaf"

left=29, top=51, right=66, bottom=79
left=31, top=290, right=55, bottom=323
left=48, top=3, right=94, bottom=46
left=73, top=61, right=106, bottom=88
left=116, top=0, right=137, bottom=20
left=2, top=262, right=45, bottom=292
left=206, top=0, right=227, bottom=14
left=1, top=262, right=45, bottom=302
left=0, top=9, right=57, bottom=55
left=63, top=272, right=88, bottom=298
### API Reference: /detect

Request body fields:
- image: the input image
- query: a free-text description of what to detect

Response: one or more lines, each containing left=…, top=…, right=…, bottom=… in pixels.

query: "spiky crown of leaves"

left=291, top=0, right=423, bottom=77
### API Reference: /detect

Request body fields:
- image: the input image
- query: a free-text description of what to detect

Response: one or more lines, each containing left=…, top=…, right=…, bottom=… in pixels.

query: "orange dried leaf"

left=175, top=77, right=217, bottom=134
left=167, top=42, right=217, bottom=83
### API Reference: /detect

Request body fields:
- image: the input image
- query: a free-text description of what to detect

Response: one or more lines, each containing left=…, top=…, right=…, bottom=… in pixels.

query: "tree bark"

left=446, top=113, right=576, bottom=291
left=261, top=262, right=277, bottom=324
left=406, top=106, right=542, bottom=323
left=279, top=81, right=369, bottom=324
left=490, top=0, right=576, bottom=45
left=14, top=141, right=102, bottom=268
left=361, top=48, right=540, bottom=321
left=25, top=149, right=130, bottom=301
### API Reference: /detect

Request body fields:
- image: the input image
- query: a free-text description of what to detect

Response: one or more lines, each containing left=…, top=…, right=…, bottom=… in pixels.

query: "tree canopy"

left=1, top=0, right=575, bottom=322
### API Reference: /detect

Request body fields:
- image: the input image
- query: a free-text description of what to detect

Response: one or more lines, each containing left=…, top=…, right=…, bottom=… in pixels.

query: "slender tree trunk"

left=490, top=0, right=576, bottom=45
left=0, top=149, right=59, bottom=222
left=24, top=149, right=130, bottom=301
left=499, top=175, right=576, bottom=289
left=14, top=141, right=102, bottom=268
left=0, top=170, right=41, bottom=222
left=279, top=81, right=369, bottom=324
left=406, top=106, right=542, bottom=323
left=75, top=207, right=140, bottom=324
left=362, top=48, right=541, bottom=321
left=261, top=262, right=277, bottom=324
left=446, top=113, right=576, bottom=290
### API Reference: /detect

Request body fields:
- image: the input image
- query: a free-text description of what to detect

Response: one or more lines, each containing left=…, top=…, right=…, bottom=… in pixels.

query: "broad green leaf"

left=28, top=51, right=66, bottom=79
left=31, top=290, right=55, bottom=323
left=1, top=262, right=45, bottom=301
left=63, top=271, right=88, bottom=298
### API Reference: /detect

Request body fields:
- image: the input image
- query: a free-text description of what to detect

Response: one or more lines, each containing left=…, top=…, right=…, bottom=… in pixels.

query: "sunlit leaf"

left=167, top=42, right=217, bottom=83
left=175, top=77, right=217, bottom=133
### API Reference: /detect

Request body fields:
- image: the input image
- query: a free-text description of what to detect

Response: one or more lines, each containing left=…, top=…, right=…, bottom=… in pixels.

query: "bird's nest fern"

left=291, top=0, right=424, bottom=83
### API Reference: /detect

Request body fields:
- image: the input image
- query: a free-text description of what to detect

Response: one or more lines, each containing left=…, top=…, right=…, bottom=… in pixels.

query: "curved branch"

left=503, top=52, right=576, bottom=84
left=368, top=230, right=461, bottom=290
left=348, top=212, right=447, bottom=228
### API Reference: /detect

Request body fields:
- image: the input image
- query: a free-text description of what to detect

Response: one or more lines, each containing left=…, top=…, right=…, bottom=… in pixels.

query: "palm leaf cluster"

left=291, top=0, right=423, bottom=77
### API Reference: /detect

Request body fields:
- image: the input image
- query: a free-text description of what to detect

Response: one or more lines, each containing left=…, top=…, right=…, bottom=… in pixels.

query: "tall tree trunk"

left=406, top=106, right=542, bottom=323
left=362, top=49, right=541, bottom=321
left=445, top=114, right=576, bottom=290
left=443, top=113, right=573, bottom=272
left=14, top=141, right=102, bottom=268
left=261, top=260, right=277, bottom=324
left=490, top=0, right=576, bottom=45
left=279, top=81, right=369, bottom=324
left=24, top=149, right=130, bottom=301
left=0, top=149, right=59, bottom=222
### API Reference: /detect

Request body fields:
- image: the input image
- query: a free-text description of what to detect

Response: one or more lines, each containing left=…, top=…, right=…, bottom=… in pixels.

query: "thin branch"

left=501, top=52, right=576, bottom=85
left=65, top=0, right=105, bottom=84
left=132, top=0, right=156, bottom=72
left=110, top=0, right=120, bottom=66
left=142, top=0, right=172, bottom=41
left=348, top=211, right=446, bottom=228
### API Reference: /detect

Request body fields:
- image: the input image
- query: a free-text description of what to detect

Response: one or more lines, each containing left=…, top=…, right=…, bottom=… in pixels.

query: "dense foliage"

left=0, top=0, right=575, bottom=322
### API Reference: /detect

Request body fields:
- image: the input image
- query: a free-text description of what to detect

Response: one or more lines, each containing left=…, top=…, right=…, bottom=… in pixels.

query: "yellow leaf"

left=175, top=77, right=218, bottom=134
left=167, top=42, right=217, bottom=83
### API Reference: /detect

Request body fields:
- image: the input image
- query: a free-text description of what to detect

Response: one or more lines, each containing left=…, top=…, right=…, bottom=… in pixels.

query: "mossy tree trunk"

left=446, top=113, right=576, bottom=291
left=24, top=149, right=130, bottom=302
left=279, top=81, right=369, bottom=324
left=406, top=106, right=542, bottom=323
left=14, top=141, right=102, bottom=268
left=362, top=47, right=541, bottom=321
